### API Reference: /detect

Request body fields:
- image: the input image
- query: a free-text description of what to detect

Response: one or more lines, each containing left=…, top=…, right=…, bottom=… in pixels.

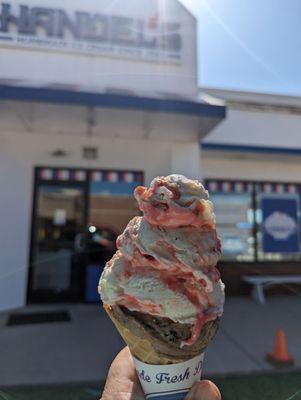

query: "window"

left=206, top=180, right=301, bottom=262
left=210, top=191, right=255, bottom=261
left=89, top=171, right=143, bottom=234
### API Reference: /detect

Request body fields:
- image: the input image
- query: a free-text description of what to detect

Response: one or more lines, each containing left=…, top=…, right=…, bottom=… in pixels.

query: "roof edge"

left=200, top=86, right=301, bottom=107
left=177, top=0, right=197, bottom=22
left=202, top=142, right=301, bottom=156
left=0, top=84, right=226, bottom=118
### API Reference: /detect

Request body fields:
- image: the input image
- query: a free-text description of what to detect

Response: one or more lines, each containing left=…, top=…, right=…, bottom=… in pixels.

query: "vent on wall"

left=82, top=147, right=98, bottom=160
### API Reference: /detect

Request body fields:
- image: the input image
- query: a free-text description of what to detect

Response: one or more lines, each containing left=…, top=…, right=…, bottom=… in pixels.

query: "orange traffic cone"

left=266, top=328, right=294, bottom=367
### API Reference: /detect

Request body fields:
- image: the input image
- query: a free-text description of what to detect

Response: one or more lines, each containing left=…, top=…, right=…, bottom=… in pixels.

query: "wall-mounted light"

left=50, top=149, right=68, bottom=158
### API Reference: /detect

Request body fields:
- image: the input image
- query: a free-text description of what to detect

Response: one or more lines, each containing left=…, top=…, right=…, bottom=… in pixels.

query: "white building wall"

left=171, top=142, right=201, bottom=179
left=202, top=152, right=301, bottom=182
left=0, top=150, right=30, bottom=311
left=202, top=88, right=301, bottom=182
left=204, top=107, right=301, bottom=149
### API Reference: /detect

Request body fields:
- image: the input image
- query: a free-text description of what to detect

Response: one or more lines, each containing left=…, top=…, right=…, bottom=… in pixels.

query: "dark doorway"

left=29, top=178, right=88, bottom=302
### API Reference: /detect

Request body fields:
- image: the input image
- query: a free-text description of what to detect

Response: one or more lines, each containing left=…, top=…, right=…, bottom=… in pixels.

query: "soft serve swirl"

left=99, top=175, right=225, bottom=347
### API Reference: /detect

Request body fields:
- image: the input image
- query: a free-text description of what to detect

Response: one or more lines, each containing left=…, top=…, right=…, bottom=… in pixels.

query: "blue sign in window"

left=261, top=195, right=300, bottom=253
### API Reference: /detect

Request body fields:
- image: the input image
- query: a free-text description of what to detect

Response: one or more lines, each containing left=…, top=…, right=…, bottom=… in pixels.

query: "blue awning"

left=0, top=84, right=226, bottom=118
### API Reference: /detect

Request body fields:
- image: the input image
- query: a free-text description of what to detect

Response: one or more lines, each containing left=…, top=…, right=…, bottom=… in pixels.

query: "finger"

left=102, top=347, right=144, bottom=400
left=185, top=380, right=221, bottom=400
left=108, top=347, right=138, bottom=381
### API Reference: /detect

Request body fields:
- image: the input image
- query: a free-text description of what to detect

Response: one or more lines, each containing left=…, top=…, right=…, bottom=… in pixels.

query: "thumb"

left=185, top=380, right=221, bottom=400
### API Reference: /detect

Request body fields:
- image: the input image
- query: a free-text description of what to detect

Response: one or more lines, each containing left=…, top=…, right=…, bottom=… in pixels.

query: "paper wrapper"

left=133, top=353, right=204, bottom=400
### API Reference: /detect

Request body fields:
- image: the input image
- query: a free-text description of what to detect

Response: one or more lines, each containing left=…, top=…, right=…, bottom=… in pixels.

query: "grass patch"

left=210, top=372, right=301, bottom=400
left=0, top=386, right=101, bottom=400
left=1, top=372, right=301, bottom=400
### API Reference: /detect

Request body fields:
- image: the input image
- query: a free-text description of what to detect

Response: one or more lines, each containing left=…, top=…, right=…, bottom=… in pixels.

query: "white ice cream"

left=99, top=253, right=197, bottom=324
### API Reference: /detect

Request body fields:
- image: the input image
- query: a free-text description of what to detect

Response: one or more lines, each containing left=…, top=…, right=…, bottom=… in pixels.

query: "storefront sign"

left=0, top=2, right=182, bottom=63
left=261, top=195, right=300, bottom=253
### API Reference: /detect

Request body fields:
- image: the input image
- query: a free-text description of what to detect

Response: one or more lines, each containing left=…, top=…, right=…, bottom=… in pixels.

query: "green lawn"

left=1, top=372, right=301, bottom=400
left=0, top=386, right=101, bottom=400
left=211, top=372, right=301, bottom=400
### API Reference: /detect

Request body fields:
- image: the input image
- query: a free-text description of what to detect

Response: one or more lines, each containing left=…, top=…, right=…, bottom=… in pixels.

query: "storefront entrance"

left=28, top=167, right=143, bottom=303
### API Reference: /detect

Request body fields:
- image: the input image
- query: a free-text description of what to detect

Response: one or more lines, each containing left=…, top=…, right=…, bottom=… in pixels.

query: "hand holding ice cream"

left=99, top=174, right=225, bottom=398
left=101, top=346, right=221, bottom=400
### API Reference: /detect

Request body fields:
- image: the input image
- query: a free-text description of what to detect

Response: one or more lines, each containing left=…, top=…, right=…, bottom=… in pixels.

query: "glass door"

left=29, top=182, right=87, bottom=302
left=28, top=167, right=143, bottom=303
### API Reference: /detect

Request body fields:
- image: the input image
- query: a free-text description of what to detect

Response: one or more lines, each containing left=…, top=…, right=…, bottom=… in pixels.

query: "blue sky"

left=180, top=0, right=300, bottom=95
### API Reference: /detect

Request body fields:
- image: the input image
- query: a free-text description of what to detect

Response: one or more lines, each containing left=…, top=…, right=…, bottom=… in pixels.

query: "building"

left=0, top=0, right=226, bottom=311
left=201, top=88, right=301, bottom=294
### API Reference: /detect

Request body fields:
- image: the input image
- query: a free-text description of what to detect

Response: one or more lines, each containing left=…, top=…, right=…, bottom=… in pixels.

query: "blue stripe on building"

left=0, top=84, right=226, bottom=118
left=202, top=142, right=301, bottom=156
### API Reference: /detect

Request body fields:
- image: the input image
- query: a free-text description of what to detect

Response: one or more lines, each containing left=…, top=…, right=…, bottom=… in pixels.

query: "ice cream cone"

left=105, top=304, right=175, bottom=364
left=104, top=303, right=218, bottom=365
left=99, top=175, right=225, bottom=399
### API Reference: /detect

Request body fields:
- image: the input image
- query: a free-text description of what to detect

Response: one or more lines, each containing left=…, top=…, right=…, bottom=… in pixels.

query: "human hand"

left=101, top=347, right=221, bottom=400
left=101, top=346, right=144, bottom=399
left=185, top=380, right=222, bottom=400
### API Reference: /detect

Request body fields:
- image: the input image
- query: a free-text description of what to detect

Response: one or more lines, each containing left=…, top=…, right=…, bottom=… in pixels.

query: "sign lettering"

left=0, top=2, right=182, bottom=63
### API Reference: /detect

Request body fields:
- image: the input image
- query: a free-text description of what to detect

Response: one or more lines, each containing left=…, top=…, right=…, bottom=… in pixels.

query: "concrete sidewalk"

left=205, top=296, right=301, bottom=375
left=0, top=296, right=300, bottom=386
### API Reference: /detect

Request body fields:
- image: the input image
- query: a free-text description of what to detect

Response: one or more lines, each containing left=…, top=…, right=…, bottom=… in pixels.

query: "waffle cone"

left=104, top=304, right=218, bottom=365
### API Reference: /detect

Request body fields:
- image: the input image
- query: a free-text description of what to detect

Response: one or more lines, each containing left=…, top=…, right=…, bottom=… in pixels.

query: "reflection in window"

left=37, top=186, right=84, bottom=244
left=89, top=180, right=142, bottom=235
left=211, top=193, right=255, bottom=261
left=33, top=185, right=85, bottom=292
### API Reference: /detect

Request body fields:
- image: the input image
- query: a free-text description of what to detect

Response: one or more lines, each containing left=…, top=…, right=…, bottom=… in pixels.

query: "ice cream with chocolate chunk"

left=99, top=174, right=224, bottom=363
